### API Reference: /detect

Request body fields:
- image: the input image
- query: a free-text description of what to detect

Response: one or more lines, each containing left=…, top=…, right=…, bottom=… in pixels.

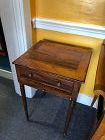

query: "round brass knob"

left=28, top=73, right=32, bottom=78
left=42, top=89, right=45, bottom=92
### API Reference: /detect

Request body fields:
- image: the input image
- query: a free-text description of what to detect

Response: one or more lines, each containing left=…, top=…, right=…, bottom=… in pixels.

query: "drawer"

left=17, top=66, right=74, bottom=92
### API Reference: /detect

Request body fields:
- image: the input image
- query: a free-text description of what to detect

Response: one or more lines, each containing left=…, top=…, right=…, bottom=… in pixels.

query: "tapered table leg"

left=63, top=99, right=76, bottom=135
left=20, top=84, right=29, bottom=121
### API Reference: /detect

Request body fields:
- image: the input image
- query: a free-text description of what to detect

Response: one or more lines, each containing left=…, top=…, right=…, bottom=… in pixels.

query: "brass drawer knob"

left=28, top=73, right=32, bottom=78
left=57, top=82, right=61, bottom=87
left=42, top=89, right=45, bottom=92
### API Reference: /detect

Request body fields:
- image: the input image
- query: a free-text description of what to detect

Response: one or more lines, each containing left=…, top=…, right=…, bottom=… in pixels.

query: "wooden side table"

left=13, top=40, right=92, bottom=135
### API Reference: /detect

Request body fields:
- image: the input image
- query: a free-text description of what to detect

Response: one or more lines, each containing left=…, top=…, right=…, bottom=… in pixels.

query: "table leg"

left=63, top=99, right=76, bottom=135
left=97, top=95, right=104, bottom=121
left=20, top=84, right=29, bottom=121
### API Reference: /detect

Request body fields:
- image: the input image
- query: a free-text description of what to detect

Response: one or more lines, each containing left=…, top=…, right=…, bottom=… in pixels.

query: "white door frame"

left=0, top=0, right=36, bottom=98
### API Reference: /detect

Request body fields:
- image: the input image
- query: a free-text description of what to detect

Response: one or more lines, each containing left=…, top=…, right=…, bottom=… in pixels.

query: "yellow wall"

left=36, top=0, right=105, bottom=26
left=30, top=0, right=104, bottom=96
left=36, top=29, right=102, bottom=96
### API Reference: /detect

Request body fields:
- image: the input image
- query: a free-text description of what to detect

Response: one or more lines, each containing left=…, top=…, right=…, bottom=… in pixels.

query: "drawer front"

left=17, top=66, right=74, bottom=92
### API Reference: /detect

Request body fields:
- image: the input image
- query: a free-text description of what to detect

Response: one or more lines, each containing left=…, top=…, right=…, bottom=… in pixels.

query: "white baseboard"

left=0, top=69, right=12, bottom=79
left=77, top=93, right=97, bottom=108
left=24, top=86, right=37, bottom=98
left=32, top=18, right=105, bottom=39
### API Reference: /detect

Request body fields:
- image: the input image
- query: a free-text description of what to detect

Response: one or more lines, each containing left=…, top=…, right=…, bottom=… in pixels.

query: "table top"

left=14, top=40, right=92, bottom=82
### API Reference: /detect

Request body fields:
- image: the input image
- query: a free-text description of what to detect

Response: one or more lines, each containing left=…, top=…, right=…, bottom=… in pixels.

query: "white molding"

left=0, top=0, right=35, bottom=98
left=0, top=69, right=12, bottom=80
left=32, top=18, right=105, bottom=39
left=22, top=0, right=32, bottom=49
left=77, top=93, right=97, bottom=108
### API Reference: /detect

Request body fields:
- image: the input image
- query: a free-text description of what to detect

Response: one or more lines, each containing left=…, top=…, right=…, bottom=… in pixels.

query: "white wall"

left=0, top=0, right=35, bottom=98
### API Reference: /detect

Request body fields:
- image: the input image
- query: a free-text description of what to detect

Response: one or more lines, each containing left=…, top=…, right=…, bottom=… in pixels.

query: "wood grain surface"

left=14, top=40, right=92, bottom=82
left=13, top=40, right=92, bottom=135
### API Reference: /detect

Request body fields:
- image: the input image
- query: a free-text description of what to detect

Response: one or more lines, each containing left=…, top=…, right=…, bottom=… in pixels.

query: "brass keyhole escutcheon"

left=57, top=82, right=61, bottom=87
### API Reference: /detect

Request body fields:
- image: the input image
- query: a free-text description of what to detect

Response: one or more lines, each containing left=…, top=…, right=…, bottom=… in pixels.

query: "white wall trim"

left=32, top=18, right=105, bottom=39
left=0, top=0, right=35, bottom=98
left=77, top=93, right=97, bottom=108
left=0, top=69, right=12, bottom=80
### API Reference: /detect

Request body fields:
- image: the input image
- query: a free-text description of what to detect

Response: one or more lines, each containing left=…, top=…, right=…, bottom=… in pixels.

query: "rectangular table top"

left=14, top=40, right=92, bottom=82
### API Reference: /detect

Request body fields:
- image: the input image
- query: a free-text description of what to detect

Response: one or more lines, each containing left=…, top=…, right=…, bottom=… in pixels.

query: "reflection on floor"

left=0, top=55, right=11, bottom=71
